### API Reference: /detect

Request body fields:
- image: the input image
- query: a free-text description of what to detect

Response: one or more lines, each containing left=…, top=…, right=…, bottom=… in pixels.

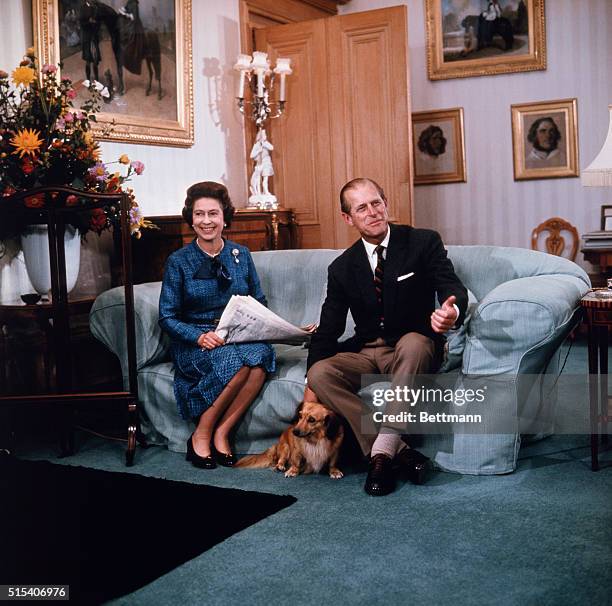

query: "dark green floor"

left=15, top=341, right=612, bottom=606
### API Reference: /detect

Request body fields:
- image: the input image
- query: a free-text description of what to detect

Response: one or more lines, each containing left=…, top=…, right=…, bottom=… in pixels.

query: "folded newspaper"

left=216, top=295, right=315, bottom=343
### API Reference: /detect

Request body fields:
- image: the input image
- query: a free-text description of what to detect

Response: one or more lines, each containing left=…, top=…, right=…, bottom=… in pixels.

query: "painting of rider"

left=58, top=0, right=176, bottom=120
left=425, top=0, right=546, bottom=80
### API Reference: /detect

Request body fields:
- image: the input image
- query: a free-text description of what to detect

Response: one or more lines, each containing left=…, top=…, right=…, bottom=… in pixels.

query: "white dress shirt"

left=361, top=228, right=391, bottom=275
left=362, top=227, right=459, bottom=326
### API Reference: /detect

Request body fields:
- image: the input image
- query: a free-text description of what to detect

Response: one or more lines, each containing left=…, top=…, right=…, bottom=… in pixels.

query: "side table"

left=580, top=291, right=612, bottom=470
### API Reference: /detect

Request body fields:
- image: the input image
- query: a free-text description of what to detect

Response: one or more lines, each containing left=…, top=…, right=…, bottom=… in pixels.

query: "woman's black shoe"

left=212, top=445, right=236, bottom=467
left=186, top=435, right=216, bottom=469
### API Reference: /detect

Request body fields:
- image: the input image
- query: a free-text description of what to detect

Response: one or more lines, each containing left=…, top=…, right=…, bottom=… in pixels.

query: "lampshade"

left=582, top=104, right=612, bottom=187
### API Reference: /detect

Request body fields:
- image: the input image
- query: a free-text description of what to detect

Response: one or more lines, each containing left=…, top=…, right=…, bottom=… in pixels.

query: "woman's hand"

left=301, top=323, right=318, bottom=333
left=197, top=331, right=225, bottom=350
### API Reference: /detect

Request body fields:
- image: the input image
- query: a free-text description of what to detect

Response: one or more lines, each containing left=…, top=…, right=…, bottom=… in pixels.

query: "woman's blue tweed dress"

left=159, top=239, right=276, bottom=420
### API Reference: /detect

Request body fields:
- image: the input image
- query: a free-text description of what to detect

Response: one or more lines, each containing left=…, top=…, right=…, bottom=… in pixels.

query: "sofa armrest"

left=89, top=282, right=170, bottom=381
left=462, top=274, right=589, bottom=375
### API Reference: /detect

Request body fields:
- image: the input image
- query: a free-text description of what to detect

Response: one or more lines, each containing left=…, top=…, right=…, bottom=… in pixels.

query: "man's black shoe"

left=364, top=453, right=396, bottom=496
left=394, top=448, right=432, bottom=485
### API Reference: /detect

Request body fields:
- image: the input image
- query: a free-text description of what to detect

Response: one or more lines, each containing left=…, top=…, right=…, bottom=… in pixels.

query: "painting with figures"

left=58, top=0, right=177, bottom=120
left=35, top=0, right=194, bottom=146
left=425, top=0, right=546, bottom=80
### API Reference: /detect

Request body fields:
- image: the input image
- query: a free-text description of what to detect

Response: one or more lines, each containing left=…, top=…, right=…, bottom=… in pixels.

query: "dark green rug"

left=0, top=455, right=296, bottom=604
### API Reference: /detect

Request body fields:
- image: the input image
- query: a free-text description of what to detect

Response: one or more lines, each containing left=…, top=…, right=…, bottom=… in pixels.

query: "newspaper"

left=216, top=295, right=315, bottom=343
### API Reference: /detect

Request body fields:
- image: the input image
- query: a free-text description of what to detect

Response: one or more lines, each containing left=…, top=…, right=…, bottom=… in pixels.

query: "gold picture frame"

left=601, top=205, right=612, bottom=231
left=511, top=98, right=579, bottom=181
left=412, top=108, right=466, bottom=186
left=33, top=0, right=194, bottom=147
left=425, top=0, right=546, bottom=81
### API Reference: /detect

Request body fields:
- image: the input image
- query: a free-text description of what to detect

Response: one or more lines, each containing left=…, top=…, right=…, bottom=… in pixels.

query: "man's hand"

left=303, top=386, right=320, bottom=403
left=431, top=295, right=458, bottom=334
left=197, top=331, right=225, bottom=350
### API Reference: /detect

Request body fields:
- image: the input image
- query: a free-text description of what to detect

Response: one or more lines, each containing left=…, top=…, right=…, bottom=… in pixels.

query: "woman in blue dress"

left=159, top=182, right=275, bottom=469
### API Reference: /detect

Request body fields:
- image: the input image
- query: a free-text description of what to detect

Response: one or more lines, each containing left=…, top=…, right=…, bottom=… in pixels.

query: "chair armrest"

left=462, top=274, right=589, bottom=375
left=89, top=282, right=170, bottom=381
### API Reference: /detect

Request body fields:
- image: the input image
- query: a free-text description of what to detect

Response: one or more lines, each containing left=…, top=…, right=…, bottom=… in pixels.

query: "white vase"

left=20, top=224, right=81, bottom=295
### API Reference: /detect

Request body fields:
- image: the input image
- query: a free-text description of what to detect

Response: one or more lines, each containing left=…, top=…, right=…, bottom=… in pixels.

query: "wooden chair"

left=531, top=217, right=579, bottom=261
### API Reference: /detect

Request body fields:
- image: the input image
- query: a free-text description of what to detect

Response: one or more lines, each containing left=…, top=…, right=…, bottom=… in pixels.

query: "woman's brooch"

left=232, top=248, right=240, bottom=264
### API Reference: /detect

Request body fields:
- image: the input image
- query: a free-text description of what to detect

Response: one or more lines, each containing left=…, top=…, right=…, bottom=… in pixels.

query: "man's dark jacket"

left=306, top=224, right=468, bottom=370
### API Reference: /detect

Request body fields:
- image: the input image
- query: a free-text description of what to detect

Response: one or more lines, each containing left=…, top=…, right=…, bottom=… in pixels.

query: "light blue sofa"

left=89, top=246, right=590, bottom=475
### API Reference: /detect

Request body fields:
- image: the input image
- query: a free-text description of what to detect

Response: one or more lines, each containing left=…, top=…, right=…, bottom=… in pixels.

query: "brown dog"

left=235, top=401, right=344, bottom=479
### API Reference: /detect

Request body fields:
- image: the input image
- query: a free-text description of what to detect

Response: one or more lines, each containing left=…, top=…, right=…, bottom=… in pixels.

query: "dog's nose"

left=292, top=428, right=301, bottom=437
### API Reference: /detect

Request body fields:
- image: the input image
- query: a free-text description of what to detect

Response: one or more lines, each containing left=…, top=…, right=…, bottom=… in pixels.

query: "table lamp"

left=582, top=104, right=612, bottom=187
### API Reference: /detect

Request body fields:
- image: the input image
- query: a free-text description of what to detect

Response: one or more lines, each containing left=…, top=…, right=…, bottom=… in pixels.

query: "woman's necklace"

left=196, top=238, right=224, bottom=258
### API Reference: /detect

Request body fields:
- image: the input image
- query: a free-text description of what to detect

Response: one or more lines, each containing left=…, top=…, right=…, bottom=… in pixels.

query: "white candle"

left=233, top=54, right=252, bottom=98
left=254, top=70, right=262, bottom=97
left=273, top=57, right=292, bottom=102
left=238, top=70, right=246, bottom=98
left=251, top=52, right=269, bottom=99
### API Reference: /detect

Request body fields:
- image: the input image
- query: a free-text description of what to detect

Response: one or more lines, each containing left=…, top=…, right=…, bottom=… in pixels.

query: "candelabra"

left=234, top=52, right=292, bottom=209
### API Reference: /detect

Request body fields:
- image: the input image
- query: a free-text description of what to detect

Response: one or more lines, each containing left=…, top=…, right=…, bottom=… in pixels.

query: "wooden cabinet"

left=131, top=208, right=296, bottom=284
left=255, top=6, right=414, bottom=248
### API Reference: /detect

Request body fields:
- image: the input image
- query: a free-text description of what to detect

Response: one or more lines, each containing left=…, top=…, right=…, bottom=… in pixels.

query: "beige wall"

left=340, top=0, right=612, bottom=272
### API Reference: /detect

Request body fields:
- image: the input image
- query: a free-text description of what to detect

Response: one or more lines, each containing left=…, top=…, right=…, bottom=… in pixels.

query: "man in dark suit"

left=305, top=177, right=468, bottom=496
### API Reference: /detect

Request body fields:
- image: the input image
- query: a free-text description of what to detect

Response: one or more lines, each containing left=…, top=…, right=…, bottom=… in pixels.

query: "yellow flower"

left=12, top=66, right=36, bottom=87
left=10, top=128, right=43, bottom=158
left=90, top=145, right=102, bottom=161
left=119, top=154, right=130, bottom=164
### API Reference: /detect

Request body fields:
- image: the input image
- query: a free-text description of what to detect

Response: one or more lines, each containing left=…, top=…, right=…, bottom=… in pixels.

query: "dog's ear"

left=324, top=412, right=340, bottom=440
left=291, top=401, right=304, bottom=424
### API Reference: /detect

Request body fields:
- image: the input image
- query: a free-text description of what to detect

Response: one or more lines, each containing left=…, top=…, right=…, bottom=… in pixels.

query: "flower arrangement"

left=0, top=48, right=154, bottom=248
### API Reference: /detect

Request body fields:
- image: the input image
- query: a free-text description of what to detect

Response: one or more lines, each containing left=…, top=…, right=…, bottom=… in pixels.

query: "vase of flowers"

left=0, top=49, right=155, bottom=292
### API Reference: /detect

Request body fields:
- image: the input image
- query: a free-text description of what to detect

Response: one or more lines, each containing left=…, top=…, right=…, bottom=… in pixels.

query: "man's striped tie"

left=374, top=244, right=385, bottom=329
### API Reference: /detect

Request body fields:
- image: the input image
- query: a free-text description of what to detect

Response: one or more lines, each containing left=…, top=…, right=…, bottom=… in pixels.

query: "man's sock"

left=370, top=433, right=407, bottom=459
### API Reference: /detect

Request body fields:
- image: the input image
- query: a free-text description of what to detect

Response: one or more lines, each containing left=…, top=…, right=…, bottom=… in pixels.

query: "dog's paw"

left=284, top=467, right=299, bottom=478
left=274, top=464, right=286, bottom=473
left=329, top=468, right=344, bottom=479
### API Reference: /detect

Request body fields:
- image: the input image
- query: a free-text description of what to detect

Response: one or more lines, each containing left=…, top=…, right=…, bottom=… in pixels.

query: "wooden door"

left=255, top=6, right=413, bottom=248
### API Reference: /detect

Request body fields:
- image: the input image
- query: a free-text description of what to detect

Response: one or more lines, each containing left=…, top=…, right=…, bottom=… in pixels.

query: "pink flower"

left=42, top=64, right=57, bottom=74
left=88, top=161, right=108, bottom=181
left=74, top=110, right=85, bottom=120
left=66, top=194, right=79, bottom=206
left=63, top=112, right=74, bottom=123
left=130, top=160, right=145, bottom=175
left=66, top=89, right=77, bottom=100
left=55, top=118, right=66, bottom=130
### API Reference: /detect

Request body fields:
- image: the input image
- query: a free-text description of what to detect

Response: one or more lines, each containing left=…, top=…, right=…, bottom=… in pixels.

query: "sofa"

left=89, top=246, right=590, bottom=475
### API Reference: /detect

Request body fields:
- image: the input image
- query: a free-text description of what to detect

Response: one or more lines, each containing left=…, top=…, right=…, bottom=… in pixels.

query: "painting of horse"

left=36, top=0, right=193, bottom=146
left=77, top=0, right=162, bottom=99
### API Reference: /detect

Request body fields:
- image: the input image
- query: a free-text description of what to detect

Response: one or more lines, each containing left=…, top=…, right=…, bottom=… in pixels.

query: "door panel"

left=256, top=6, right=412, bottom=248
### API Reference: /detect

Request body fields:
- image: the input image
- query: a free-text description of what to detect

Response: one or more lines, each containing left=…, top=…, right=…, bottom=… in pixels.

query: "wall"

left=0, top=0, right=248, bottom=302
left=340, top=0, right=612, bottom=272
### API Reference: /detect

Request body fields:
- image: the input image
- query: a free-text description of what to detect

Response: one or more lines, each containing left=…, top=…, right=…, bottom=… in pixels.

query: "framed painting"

left=33, top=0, right=194, bottom=147
left=602, top=205, right=612, bottom=231
left=511, top=98, right=579, bottom=181
left=412, top=108, right=466, bottom=186
left=425, top=0, right=546, bottom=80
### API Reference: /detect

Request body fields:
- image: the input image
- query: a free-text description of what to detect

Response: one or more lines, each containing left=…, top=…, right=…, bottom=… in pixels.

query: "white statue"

left=249, top=128, right=277, bottom=209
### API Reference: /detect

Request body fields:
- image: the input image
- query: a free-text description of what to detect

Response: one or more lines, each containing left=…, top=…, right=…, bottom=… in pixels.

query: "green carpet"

left=11, top=341, right=612, bottom=605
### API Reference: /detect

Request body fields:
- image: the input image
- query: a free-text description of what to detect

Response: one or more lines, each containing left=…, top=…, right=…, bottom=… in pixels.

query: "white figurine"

left=249, top=128, right=277, bottom=208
